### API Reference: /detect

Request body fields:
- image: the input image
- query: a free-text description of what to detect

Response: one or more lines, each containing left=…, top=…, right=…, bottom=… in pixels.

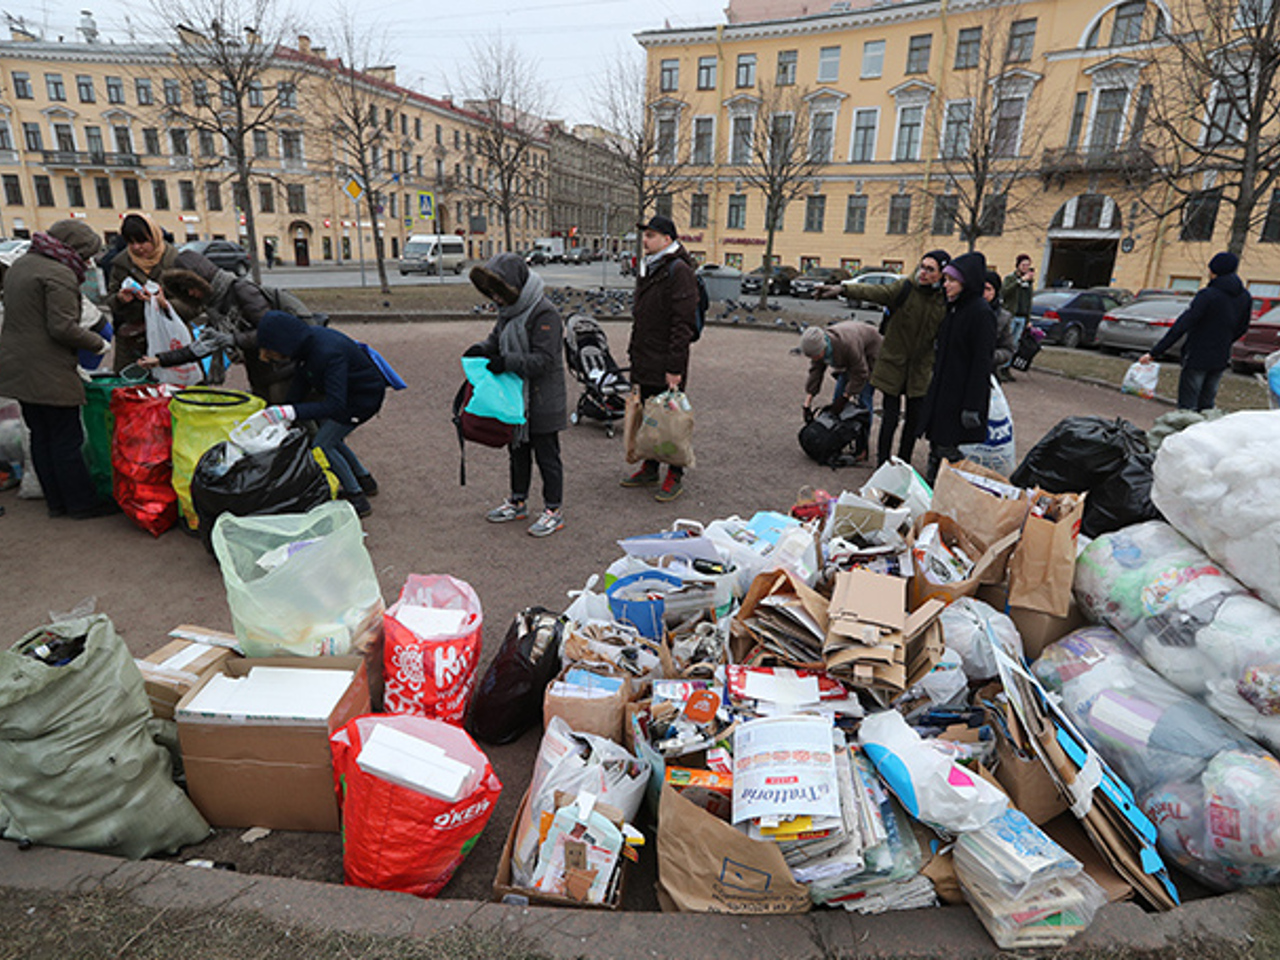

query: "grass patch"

left=0, top=887, right=550, bottom=960
left=1034, top=346, right=1269, bottom=412
left=306, top=285, right=486, bottom=312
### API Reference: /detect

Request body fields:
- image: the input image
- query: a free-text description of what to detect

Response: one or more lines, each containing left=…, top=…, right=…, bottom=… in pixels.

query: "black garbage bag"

left=799, top=401, right=871, bottom=467
left=191, top=428, right=333, bottom=551
left=1009, top=416, right=1161, bottom=538
left=466, top=607, right=563, bottom=746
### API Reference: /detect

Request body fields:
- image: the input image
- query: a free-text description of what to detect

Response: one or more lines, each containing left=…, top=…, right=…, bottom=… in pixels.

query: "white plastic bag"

left=1121, top=360, right=1159, bottom=400
left=959, top=377, right=1017, bottom=477
left=938, top=597, right=1024, bottom=681
left=145, top=290, right=201, bottom=387
left=861, top=457, right=933, bottom=521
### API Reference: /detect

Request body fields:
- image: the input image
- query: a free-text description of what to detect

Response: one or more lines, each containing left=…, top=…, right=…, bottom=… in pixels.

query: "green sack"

left=0, top=615, right=210, bottom=858
left=81, top=372, right=145, bottom=502
left=170, top=387, right=264, bottom=530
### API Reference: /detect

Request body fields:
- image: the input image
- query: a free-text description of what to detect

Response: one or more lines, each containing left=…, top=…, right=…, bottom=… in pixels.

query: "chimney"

left=312, top=45, right=326, bottom=58
left=297, top=33, right=311, bottom=54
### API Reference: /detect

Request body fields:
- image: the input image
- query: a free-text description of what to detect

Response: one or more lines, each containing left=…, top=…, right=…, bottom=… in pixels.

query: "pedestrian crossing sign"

left=417, top=191, right=436, bottom=220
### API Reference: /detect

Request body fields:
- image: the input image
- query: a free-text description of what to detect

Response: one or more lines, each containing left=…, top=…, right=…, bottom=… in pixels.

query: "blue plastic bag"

left=461, top=356, right=525, bottom=425
left=361, top=343, right=407, bottom=390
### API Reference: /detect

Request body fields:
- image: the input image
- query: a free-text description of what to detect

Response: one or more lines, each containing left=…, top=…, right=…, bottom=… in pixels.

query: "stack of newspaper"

left=742, top=593, right=826, bottom=665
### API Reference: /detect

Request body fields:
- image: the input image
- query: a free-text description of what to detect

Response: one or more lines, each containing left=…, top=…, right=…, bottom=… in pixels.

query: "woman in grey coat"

left=467, top=253, right=568, bottom=537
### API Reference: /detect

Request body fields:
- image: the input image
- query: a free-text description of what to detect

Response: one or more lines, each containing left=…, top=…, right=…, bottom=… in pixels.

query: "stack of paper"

left=356, top=722, right=478, bottom=802
left=547, top=668, right=626, bottom=701
left=725, top=665, right=862, bottom=719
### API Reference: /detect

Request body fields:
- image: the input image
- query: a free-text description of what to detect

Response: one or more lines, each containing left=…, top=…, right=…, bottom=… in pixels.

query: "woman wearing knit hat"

left=1139, top=251, right=1252, bottom=411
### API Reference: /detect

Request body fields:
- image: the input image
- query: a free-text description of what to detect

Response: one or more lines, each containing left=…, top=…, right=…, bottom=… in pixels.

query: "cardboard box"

left=175, top=656, right=369, bottom=832
left=824, top=568, right=944, bottom=692
left=976, top=583, right=1084, bottom=660
left=136, top=627, right=240, bottom=720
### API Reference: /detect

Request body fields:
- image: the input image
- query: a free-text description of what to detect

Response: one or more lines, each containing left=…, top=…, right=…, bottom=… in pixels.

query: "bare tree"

left=154, top=0, right=301, bottom=282
left=460, top=35, right=550, bottom=252
left=732, top=82, right=825, bottom=307
left=1135, top=0, right=1280, bottom=254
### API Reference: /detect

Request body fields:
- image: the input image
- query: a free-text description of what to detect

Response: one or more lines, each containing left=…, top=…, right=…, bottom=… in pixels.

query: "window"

left=164, top=79, right=181, bottom=105
left=253, top=130, right=269, bottom=157
left=454, top=129, right=460, bottom=149
left=278, top=82, right=297, bottom=109
left=64, top=176, right=84, bottom=207
left=887, top=194, right=912, bottom=234
left=46, top=73, right=66, bottom=101
left=143, top=128, right=161, bottom=155
left=170, top=129, right=189, bottom=156
left=281, top=130, right=303, bottom=160
left=731, top=115, right=753, bottom=164
left=1238, top=0, right=1276, bottom=27
left=818, top=46, right=841, bottom=82
left=1067, top=92, right=1089, bottom=150
left=777, top=50, right=797, bottom=86
left=1181, top=188, right=1221, bottom=241
left=851, top=108, right=877, bottom=162
left=54, top=123, right=75, bottom=152
left=218, top=81, right=235, bottom=107
left=192, top=80, right=208, bottom=106
left=697, top=56, right=717, bottom=90
left=1261, top=190, right=1280, bottom=242
left=12, top=71, right=32, bottom=99
left=0, top=124, right=10, bottom=151
left=1090, top=88, right=1127, bottom=153
left=689, top=192, right=709, bottom=228
left=198, top=130, right=217, bottom=157
left=1007, top=18, right=1037, bottom=62
left=955, top=27, right=982, bottom=69
left=894, top=105, right=924, bottom=160
left=845, top=194, right=868, bottom=233
left=22, top=123, right=42, bottom=152
left=33, top=175, right=53, bottom=206
left=932, top=195, right=958, bottom=234
left=769, top=113, right=793, bottom=167
left=906, top=35, right=932, bottom=74
left=86, top=126, right=104, bottom=159
left=979, top=193, right=1006, bottom=235
left=3, top=174, right=24, bottom=205
left=287, top=184, right=306, bottom=213
left=654, top=193, right=672, bottom=218
left=1207, top=76, right=1248, bottom=146
left=804, top=195, right=826, bottom=232
left=656, top=116, right=677, bottom=164
left=76, top=74, right=95, bottom=103
left=179, top=180, right=196, bottom=210
left=123, top=178, right=140, bottom=208
left=993, top=98, right=1024, bottom=157
left=385, top=109, right=393, bottom=131
left=942, top=101, right=972, bottom=158
left=106, top=76, right=124, bottom=103
left=810, top=111, right=834, bottom=163
left=135, top=77, right=153, bottom=105
left=258, top=182, right=275, bottom=213
left=861, top=40, right=885, bottom=78
left=1112, top=1, right=1145, bottom=45
left=1129, top=84, right=1153, bottom=147
left=206, top=181, right=222, bottom=211
left=692, top=117, right=714, bottom=164
left=736, top=54, right=756, bottom=88
left=415, top=117, right=422, bottom=139
left=152, top=179, right=169, bottom=210
left=113, top=126, right=132, bottom=155
left=727, top=193, right=747, bottom=229
left=248, top=81, right=264, bottom=107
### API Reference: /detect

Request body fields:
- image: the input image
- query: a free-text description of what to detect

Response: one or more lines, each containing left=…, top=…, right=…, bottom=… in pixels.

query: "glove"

left=248, top=405, right=295, bottom=429
left=462, top=343, right=488, bottom=358
left=95, top=337, right=111, bottom=356
left=487, top=355, right=507, bottom=375
left=831, top=395, right=848, bottom=414
left=961, top=410, right=983, bottom=431
left=803, top=405, right=815, bottom=424
left=189, top=329, right=236, bottom=359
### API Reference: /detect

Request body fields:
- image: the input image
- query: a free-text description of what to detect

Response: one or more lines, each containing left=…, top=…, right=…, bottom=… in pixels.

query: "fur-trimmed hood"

left=469, top=253, right=529, bottom=306
left=159, top=267, right=213, bottom=303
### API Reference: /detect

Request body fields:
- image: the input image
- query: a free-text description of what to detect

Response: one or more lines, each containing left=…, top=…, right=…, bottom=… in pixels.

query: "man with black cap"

left=1140, top=251, right=1252, bottom=411
left=622, top=214, right=698, bottom=502
left=819, top=250, right=951, bottom=466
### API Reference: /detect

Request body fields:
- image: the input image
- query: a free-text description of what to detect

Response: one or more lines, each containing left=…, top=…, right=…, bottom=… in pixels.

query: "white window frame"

left=730, top=114, right=755, bottom=165
left=809, top=109, right=836, bottom=163
left=1086, top=85, right=1131, bottom=154
left=656, top=115, right=678, bottom=164
left=849, top=107, right=879, bottom=162
left=690, top=115, right=716, bottom=165
left=941, top=99, right=973, bottom=159
left=893, top=104, right=925, bottom=161
left=992, top=96, right=1027, bottom=157
left=818, top=46, right=842, bottom=83
left=861, top=40, right=885, bottom=79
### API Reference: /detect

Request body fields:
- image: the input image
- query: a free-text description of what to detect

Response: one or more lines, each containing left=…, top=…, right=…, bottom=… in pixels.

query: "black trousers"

left=925, top=443, right=964, bottom=487
left=20, top=402, right=97, bottom=515
left=509, top=432, right=563, bottom=510
left=638, top=381, right=684, bottom=478
left=876, top=392, right=924, bottom=466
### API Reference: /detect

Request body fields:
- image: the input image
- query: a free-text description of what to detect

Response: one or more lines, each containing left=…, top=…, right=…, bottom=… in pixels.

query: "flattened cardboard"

left=824, top=568, right=945, bottom=692
left=730, top=569, right=829, bottom=668
left=176, top=656, right=369, bottom=832
left=137, top=632, right=240, bottom=720
left=1042, top=813, right=1133, bottom=904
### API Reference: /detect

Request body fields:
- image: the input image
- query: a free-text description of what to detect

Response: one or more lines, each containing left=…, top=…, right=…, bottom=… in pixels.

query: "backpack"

left=451, top=381, right=515, bottom=486
left=669, top=262, right=709, bottom=342
left=798, top=402, right=872, bottom=468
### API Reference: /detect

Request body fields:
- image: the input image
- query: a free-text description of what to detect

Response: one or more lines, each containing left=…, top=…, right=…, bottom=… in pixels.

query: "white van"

left=399, top=234, right=467, bottom=275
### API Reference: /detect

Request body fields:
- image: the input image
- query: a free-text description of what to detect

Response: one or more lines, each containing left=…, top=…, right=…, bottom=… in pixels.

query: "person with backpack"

left=820, top=250, right=950, bottom=467
left=622, top=214, right=699, bottom=503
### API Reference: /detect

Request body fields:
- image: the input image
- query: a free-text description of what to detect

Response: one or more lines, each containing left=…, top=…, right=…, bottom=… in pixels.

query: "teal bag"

left=461, top=356, right=526, bottom=425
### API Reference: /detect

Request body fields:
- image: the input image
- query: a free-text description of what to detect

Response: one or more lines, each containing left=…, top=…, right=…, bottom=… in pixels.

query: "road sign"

left=344, top=178, right=364, bottom=202
left=417, top=191, right=435, bottom=220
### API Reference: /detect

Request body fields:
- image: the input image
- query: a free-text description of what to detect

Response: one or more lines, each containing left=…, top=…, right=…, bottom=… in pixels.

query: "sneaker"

left=340, top=490, right=373, bottom=518
left=357, top=473, right=379, bottom=497
left=528, top=508, right=564, bottom=538
left=655, top=473, right=684, bottom=502
left=486, top=498, right=528, bottom=523
left=620, top=466, right=659, bottom=487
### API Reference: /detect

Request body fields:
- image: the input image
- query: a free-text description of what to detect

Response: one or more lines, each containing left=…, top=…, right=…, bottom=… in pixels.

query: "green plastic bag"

left=81, top=372, right=145, bottom=502
left=0, top=615, right=210, bottom=858
left=170, top=387, right=264, bottom=530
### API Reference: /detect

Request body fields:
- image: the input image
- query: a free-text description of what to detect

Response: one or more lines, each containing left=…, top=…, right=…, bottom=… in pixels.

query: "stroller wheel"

left=570, top=412, right=580, bottom=425
left=606, top=424, right=615, bottom=438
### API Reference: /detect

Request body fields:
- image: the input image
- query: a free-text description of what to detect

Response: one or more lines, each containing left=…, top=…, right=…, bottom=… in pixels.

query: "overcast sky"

left=32, top=1, right=730, bottom=126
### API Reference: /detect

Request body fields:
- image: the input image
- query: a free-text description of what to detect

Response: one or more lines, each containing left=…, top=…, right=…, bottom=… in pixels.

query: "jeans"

left=1005, top=316, right=1028, bottom=371
left=313, top=419, right=369, bottom=494
left=877, top=392, right=924, bottom=466
left=20, top=402, right=97, bottom=514
left=1177, top=366, right=1226, bottom=412
left=510, top=432, right=563, bottom=509
left=831, top=373, right=875, bottom=413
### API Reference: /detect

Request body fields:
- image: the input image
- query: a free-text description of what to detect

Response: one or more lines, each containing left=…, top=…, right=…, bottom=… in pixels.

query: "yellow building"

left=0, top=28, right=549, bottom=266
left=637, top=0, right=1280, bottom=298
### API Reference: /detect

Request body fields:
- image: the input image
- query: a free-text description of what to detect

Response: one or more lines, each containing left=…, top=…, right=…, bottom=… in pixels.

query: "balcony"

left=41, top=150, right=143, bottom=169
left=1040, top=145, right=1154, bottom=185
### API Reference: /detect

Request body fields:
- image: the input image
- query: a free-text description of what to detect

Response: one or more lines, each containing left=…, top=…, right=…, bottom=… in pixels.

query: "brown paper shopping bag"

left=623, top=391, right=643, bottom=463
left=930, top=459, right=1030, bottom=556
left=635, top=392, right=696, bottom=468
left=1007, top=491, right=1086, bottom=618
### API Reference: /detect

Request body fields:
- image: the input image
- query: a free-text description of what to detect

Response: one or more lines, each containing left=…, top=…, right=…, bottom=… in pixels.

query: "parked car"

left=840, top=270, right=903, bottom=309
left=740, top=264, right=799, bottom=296
left=0, top=238, right=30, bottom=268
left=1029, top=287, right=1133, bottom=348
left=564, top=247, right=595, bottom=265
left=524, top=248, right=550, bottom=266
left=180, top=239, right=251, bottom=276
left=1232, top=305, right=1280, bottom=372
left=1252, top=295, right=1280, bottom=319
left=790, top=266, right=852, bottom=299
left=1134, top=288, right=1194, bottom=301
left=1095, top=298, right=1187, bottom=357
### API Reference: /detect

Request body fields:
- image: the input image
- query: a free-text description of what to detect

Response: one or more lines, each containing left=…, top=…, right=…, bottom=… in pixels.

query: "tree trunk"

left=364, top=190, right=390, bottom=293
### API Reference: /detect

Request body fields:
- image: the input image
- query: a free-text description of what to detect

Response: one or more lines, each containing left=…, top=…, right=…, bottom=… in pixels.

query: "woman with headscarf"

left=104, top=213, right=182, bottom=372
left=466, top=252, right=568, bottom=538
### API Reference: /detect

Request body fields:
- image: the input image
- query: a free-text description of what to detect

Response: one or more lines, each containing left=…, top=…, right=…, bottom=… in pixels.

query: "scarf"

left=125, top=213, right=167, bottom=273
left=640, top=240, right=680, bottom=278
left=496, top=269, right=547, bottom=445
left=31, top=231, right=87, bottom=284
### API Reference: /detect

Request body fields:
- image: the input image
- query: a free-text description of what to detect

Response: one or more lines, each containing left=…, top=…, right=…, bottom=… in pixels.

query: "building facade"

left=546, top=122, right=637, bottom=256
left=638, top=0, right=1280, bottom=297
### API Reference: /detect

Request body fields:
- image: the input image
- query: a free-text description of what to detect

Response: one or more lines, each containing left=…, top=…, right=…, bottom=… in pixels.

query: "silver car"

left=1095, top=298, right=1187, bottom=357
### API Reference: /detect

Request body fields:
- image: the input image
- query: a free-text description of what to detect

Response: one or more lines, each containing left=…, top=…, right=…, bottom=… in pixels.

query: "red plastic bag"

left=383, top=575, right=483, bottom=723
left=330, top=714, right=501, bottom=898
left=110, top=384, right=182, bottom=536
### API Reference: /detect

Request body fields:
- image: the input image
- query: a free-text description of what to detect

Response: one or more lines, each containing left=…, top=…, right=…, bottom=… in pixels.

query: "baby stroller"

left=564, top=314, right=630, bottom=437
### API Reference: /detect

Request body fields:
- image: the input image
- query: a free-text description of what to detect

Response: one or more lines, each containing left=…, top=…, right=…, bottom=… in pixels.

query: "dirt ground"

left=0, top=318, right=1171, bottom=907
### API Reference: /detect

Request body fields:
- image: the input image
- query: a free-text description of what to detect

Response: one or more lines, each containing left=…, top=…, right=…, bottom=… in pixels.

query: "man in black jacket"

left=1140, top=252, right=1252, bottom=411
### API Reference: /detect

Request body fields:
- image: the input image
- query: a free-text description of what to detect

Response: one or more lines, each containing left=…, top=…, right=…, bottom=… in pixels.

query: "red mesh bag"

left=110, top=384, right=182, bottom=536
left=383, top=575, right=483, bottom=723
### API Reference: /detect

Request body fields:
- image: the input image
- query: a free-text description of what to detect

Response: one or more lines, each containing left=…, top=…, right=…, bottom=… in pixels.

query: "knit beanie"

left=800, top=326, right=828, bottom=358
left=924, top=249, right=952, bottom=269
left=1209, top=251, right=1239, bottom=276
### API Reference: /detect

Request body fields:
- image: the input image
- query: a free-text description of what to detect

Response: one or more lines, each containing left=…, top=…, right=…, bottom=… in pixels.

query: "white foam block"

left=356, top=723, right=476, bottom=801
left=392, top=604, right=468, bottom=638
left=181, top=667, right=354, bottom=722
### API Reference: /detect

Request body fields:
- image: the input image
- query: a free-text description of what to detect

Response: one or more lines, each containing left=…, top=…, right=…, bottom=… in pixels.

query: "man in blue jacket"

left=249, top=310, right=387, bottom=517
left=1140, top=252, right=1252, bottom=411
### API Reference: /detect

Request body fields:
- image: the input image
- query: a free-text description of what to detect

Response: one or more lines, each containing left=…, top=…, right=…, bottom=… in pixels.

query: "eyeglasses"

left=918, top=263, right=940, bottom=274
